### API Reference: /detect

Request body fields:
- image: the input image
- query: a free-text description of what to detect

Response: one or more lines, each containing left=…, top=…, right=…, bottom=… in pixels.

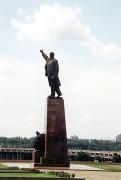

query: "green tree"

left=77, top=151, right=91, bottom=161
left=113, top=153, right=121, bottom=163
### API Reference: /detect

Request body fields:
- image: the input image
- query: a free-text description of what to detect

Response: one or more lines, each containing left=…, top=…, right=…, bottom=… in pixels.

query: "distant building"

left=69, top=149, right=121, bottom=161
left=70, top=135, right=79, bottom=140
left=116, top=134, right=121, bottom=142
left=0, top=147, right=34, bottom=162
left=0, top=146, right=120, bottom=162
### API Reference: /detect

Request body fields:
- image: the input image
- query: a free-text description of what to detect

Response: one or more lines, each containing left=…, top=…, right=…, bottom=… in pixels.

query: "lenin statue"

left=40, top=49, right=62, bottom=98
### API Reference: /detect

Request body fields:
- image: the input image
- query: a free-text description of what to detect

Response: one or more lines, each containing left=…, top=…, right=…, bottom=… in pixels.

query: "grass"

left=0, top=163, right=72, bottom=178
left=0, top=163, right=8, bottom=168
left=0, top=173, right=57, bottom=177
left=0, top=170, right=24, bottom=172
left=0, top=163, right=55, bottom=177
left=79, top=162, right=121, bottom=172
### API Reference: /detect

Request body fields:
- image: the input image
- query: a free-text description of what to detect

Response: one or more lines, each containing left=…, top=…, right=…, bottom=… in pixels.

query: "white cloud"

left=11, top=3, right=121, bottom=60
left=83, top=35, right=121, bottom=60
left=0, top=64, right=16, bottom=77
left=11, top=4, right=82, bottom=42
left=0, top=56, right=47, bottom=137
left=83, top=113, right=102, bottom=125
left=18, top=8, right=28, bottom=17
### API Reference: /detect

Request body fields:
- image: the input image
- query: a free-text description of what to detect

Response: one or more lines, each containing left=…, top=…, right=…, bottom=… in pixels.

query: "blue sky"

left=0, top=0, right=121, bottom=139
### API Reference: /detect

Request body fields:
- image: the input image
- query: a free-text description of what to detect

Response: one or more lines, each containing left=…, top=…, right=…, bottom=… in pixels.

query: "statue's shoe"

left=48, top=95, right=55, bottom=98
left=56, top=96, right=62, bottom=99
left=57, top=92, right=62, bottom=97
left=55, top=93, right=62, bottom=98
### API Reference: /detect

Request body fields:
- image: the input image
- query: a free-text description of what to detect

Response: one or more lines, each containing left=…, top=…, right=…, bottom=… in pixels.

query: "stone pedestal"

left=43, top=97, right=69, bottom=167
left=32, top=151, right=40, bottom=164
left=34, top=97, right=69, bottom=167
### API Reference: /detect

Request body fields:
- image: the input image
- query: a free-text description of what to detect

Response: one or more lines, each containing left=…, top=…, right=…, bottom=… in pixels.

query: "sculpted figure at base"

left=40, top=49, right=62, bottom=98
left=33, top=131, right=45, bottom=157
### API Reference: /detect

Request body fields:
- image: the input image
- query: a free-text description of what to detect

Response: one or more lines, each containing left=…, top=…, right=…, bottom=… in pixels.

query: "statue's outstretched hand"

left=40, top=49, right=48, bottom=61
left=40, top=49, right=43, bottom=53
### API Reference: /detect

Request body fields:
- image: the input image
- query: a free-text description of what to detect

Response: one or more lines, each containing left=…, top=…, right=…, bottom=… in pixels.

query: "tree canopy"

left=0, top=136, right=121, bottom=151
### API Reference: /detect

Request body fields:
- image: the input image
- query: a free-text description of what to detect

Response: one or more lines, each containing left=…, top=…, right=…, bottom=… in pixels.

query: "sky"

left=0, top=0, right=121, bottom=139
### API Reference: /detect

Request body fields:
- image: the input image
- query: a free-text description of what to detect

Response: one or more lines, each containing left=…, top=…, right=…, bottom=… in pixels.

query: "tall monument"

left=33, top=50, right=69, bottom=167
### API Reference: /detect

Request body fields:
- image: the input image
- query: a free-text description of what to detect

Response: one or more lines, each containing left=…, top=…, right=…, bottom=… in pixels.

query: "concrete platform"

left=2, top=162, right=102, bottom=171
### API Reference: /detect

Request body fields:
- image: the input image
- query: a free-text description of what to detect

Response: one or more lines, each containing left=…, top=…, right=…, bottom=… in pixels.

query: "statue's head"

left=36, top=131, right=40, bottom=136
left=49, top=52, right=55, bottom=59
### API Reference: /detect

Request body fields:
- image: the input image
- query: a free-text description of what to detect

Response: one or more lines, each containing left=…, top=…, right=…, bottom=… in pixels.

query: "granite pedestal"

left=34, top=97, right=69, bottom=167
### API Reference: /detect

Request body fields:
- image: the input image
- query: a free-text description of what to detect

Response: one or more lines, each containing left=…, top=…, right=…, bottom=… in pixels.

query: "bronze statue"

left=33, top=131, right=45, bottom=157
left=40, top=49, right=62, bottom=98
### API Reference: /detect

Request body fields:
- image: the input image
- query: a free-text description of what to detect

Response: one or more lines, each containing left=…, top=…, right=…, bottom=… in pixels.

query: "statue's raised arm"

left=40, top=49, right=62, bottom=98
left=40, top=49, right=49, bottom=61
